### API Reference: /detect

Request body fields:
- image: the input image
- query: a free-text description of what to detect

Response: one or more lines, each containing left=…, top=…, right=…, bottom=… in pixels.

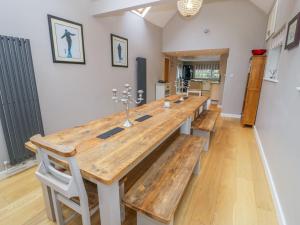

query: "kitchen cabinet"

left=241, top=56, right=266, bottom=126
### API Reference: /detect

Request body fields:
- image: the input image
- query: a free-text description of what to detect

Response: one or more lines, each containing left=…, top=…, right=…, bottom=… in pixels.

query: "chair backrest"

left=31, top=134, right=88, bottom=202
left=175, top=80, right=190, bottom=95
left=188, top=90, right=202, bottom=96
left=202, top=81, right=211, bottom=91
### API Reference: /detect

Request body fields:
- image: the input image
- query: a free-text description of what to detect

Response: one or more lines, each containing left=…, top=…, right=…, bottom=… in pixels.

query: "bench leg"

left=193, top=159, right=201, bottom=176
left=205, top=132, right=210, bottom=151
left=137, top=212, right=173, bottom=225
left=193, top=130, right=211, bottom=152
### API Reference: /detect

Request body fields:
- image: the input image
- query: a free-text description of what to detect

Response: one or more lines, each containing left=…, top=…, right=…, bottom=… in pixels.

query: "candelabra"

left=112, top=84, right=144, bottom=128
left=175, top=79, right=190, bottom=101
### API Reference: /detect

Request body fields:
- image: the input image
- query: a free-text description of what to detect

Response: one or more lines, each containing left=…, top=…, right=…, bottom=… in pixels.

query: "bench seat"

left=123, top=135, right=205, bottom=225
left=192, top=110, right=219, bottom=132
left=192, top=110, right=219, bottom=151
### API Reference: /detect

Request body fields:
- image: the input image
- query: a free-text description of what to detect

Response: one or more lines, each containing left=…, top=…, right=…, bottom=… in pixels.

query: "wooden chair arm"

left=30, top=134, right=77, bottom=157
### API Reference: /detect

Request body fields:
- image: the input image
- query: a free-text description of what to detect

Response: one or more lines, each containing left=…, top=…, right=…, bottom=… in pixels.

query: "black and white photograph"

left=111, top=34, right=128, bottom=67
left=48, top=15, right=85, bottom=64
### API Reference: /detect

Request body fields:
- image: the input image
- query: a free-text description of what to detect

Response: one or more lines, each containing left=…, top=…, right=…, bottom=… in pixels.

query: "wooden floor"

left=0, top=117, right=278, bottom=225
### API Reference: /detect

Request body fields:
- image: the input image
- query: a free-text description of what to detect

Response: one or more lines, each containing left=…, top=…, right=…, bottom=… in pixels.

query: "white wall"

left=0, top=0, right=162, bottom=167
left=256, top=0, right=300, bottom=224
left=163, top=0, right=267, bottom=114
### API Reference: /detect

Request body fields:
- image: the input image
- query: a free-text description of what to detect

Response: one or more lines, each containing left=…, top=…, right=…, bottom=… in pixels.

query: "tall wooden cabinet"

left=241, top=56, right=266, bottom=126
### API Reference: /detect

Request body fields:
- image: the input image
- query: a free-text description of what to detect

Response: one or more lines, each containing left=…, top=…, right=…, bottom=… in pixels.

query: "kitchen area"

left=156, top=49, right=229, bottom=107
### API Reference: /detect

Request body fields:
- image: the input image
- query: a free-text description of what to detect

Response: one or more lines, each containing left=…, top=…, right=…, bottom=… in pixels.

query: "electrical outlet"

left=3, top=161, right=9, bottom=171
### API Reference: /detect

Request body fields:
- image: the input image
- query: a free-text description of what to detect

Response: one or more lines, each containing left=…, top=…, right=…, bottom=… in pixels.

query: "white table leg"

left=97, top=181, right=121, bottom=225
left=204, top=100, right=208, bottom=110
left=120, top=182, right=126, bottom=223
left=180, top=116, right=192, bottom=135
left=199, top=106, right=204, bottom=114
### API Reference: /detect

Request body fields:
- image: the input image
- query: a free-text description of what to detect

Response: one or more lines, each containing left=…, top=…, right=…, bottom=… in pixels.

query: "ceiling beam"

left=163, top=49, right=230, bottom=57
left=91, top=0, right=176, bottom=16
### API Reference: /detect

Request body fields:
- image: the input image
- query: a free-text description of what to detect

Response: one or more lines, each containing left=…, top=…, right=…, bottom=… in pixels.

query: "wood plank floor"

left=0, top=117, right=278, bottom=225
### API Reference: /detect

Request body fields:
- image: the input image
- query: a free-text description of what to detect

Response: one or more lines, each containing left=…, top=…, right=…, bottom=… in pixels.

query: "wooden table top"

left=25, top=95, right=208, bottom=184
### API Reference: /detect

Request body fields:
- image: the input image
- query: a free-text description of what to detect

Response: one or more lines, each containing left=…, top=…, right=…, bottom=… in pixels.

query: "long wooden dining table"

left=25, top=95, right=208, bottom=225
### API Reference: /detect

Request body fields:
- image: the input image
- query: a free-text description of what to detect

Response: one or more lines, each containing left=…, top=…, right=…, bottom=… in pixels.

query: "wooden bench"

left=123, top=135, right=205, bottom=225
left=192, top=110, right=219, bottom=151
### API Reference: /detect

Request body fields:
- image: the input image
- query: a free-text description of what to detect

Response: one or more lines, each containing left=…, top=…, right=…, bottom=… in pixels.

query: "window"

left=131, top=7, right=151, bottom=18
left=194, top=69, right=211, bottom=79
left=193, top=62, right=220, bottom=81
left=212, top=69, right=220, bottom=80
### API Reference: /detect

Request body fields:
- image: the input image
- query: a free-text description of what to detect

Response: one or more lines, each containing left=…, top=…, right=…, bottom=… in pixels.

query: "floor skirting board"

left=220, top=113, right=241, bottom=119
left=253, top=126, right=286, bottom=225
left=0, top=159, right=37, bottom=181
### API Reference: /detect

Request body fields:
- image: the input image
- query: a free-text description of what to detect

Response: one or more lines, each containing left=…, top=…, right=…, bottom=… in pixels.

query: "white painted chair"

left=187, top=89, right=202, bottom=96
left=30, top=134, right=98, bottom=225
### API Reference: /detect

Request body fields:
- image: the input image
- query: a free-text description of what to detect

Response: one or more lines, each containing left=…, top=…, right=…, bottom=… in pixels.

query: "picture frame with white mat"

left=285, top=12, right=300, bottom=50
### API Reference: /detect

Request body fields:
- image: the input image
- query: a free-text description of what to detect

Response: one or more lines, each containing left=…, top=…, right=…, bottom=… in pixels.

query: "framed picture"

left=48, top=15, right=85, bottom=64
left=111, top=34, right=128, bottom=67
left=285, top=12, right=300, bottom=50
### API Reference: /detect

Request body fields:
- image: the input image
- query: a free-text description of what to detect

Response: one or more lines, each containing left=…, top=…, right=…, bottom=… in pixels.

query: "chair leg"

left=51, top=189, right=64, bottom=225
left=81, top=210, right=91, bottom=225
left=80, top=199, right=92, bottom=225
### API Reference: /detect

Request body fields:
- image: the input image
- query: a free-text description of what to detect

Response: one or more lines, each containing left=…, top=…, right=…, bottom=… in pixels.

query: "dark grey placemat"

left=135, top=115, right=152, bottom=122
left=97, top=127, right=124, bottom=139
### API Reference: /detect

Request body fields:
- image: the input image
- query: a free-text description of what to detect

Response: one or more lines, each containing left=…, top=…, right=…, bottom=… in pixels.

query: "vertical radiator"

left=136, top=57, right=147, bottom=105
left=0, top=35, right=44, bottom=165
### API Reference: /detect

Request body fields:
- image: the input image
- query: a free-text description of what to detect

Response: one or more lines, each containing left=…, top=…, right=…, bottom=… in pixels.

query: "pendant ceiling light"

left=177, top=0, right=203, bottom=17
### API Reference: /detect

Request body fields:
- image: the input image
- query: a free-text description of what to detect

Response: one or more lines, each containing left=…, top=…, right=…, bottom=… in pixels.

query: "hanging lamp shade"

left=177, top=0, right=203, bottom=17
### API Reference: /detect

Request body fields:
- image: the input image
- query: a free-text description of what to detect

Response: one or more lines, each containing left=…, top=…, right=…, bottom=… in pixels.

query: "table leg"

left=180, top=116, right=192, bottom=135
left=41, top=184, right=55, bottom=221
left=204, top=100, right=208, bottom=110
left=97, top=181, right=122, bottom=225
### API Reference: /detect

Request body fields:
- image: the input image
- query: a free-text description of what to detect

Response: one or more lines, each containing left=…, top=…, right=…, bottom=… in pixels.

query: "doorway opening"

left=163, top=49, right=229, bottom=107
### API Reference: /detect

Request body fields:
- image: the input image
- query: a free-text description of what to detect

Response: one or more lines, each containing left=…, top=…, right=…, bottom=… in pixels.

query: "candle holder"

left=175, top=79, right=190, bottom=101
left=112, top=84, right=144, bottom=128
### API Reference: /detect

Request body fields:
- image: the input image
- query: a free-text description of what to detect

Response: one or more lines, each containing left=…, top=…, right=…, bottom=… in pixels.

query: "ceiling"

left=249, top=0, right=274, bottom=14
left=144, top=3, right=177, bottom=28
left=131, top=0, right=274, bottom=28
